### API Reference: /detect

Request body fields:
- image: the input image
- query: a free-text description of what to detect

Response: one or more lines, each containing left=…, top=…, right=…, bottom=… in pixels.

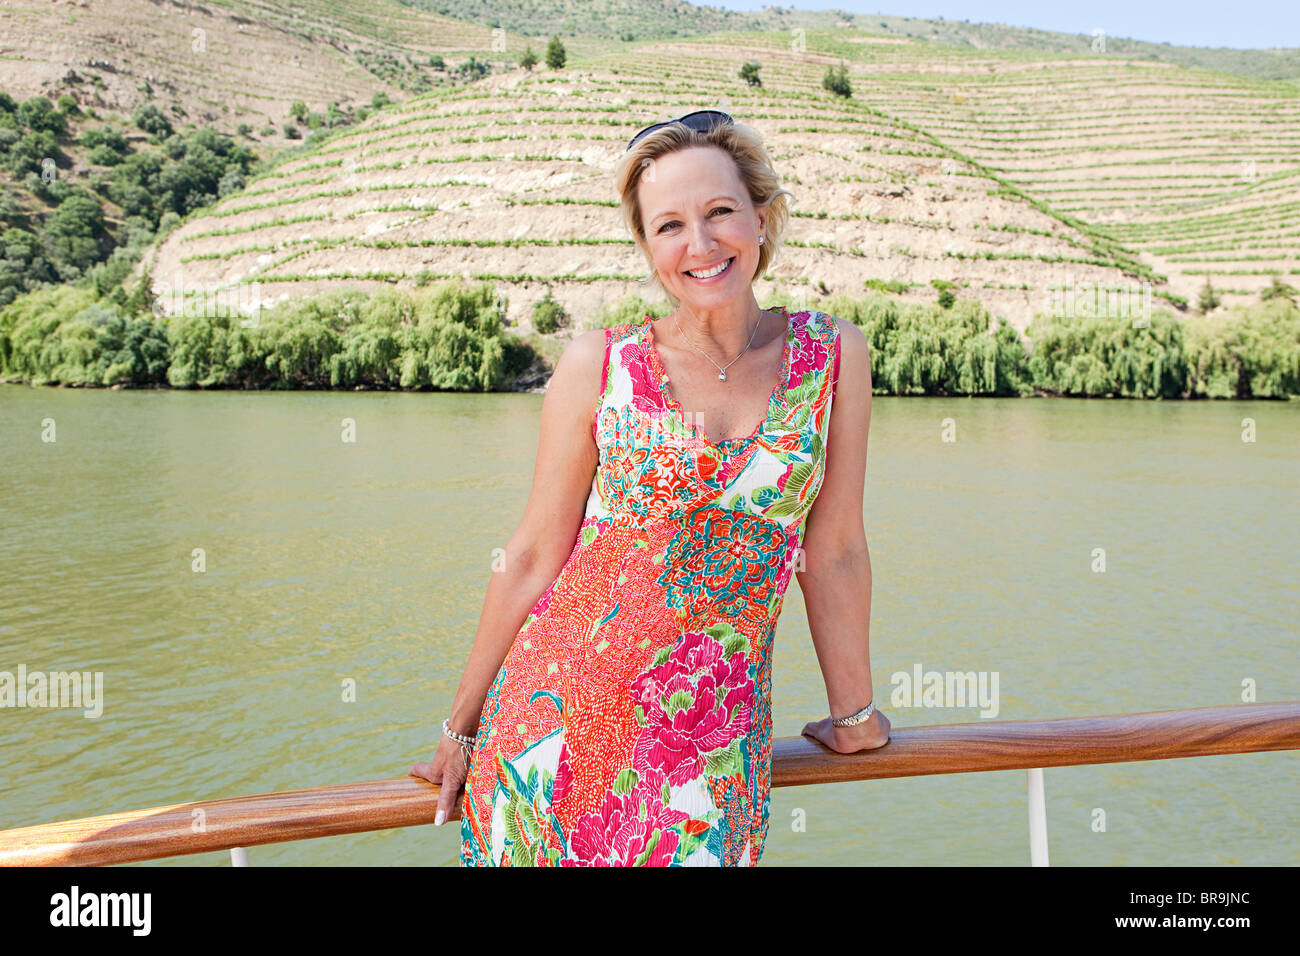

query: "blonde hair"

left=615, top=118, right=794, bottom=308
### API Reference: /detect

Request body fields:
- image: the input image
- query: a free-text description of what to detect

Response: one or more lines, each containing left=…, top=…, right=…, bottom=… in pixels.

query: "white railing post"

left=230, top=846, right=249, bottom=867
left=1027, top=768, right=1049, bottom=866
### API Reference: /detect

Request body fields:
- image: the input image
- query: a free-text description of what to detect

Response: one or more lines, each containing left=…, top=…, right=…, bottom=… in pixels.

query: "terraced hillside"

left=49, top=8, right=1280, bottom=333
left=0, top=0, right=566, bottom=138
left=786, top=32, right=1299, bottom=310
left=600, top=32, right=1300, bottom=313
left=143, top=58, right=1150, bottom=332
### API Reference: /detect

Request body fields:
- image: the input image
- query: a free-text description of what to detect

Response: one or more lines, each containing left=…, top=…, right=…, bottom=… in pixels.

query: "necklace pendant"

left=718, top=371, right=726, bottom=381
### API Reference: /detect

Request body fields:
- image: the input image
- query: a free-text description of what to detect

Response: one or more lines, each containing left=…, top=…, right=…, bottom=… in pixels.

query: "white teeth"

left=686, top=258, right=731, bottom=279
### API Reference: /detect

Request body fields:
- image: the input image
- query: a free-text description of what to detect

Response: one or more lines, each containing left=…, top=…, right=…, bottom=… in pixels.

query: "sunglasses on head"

left=626, top=109, right=734, bottom=151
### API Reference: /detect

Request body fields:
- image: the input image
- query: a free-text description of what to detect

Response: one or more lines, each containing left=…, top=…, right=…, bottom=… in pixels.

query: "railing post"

left=230, top=847, right=249, bottom=867
left=1027, top=768, right=1049, bottom=866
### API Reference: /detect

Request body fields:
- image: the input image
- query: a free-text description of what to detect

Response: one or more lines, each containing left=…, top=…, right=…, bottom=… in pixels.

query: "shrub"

left=850, top=292, right=1031, bottom=396
left=166, top=309, right=266, bottom=388
left=18, top=96, right=67, bottom=135
left=931, top=280, right=957, bottom=310
left=0, top=284, right=167, bottom=385
left=40, top=192, right=106, bottom=280
left=1024, top=309, right=1189, bottom=398
left=823, top=64, right=852, bottom=98
left=1197, top=277, right=1221, bottom=313
left=1260, top=276, right=1297, bottom=305
left=80, top=124, right=131, bottom=161
left=532, top=290, right=565, bottom=333
left=1183, top=299, right=1300, bottom=398
left=165, top=280, right=527, bottom=391
left=132, top=102, right=173, bottom=139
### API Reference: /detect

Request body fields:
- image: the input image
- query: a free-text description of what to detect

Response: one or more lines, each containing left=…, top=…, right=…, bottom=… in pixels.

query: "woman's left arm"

left=795, top=317, right=891, bottom=753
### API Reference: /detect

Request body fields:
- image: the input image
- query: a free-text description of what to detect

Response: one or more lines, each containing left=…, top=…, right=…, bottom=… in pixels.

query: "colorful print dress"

left=459, top=306, right=842, bottom=866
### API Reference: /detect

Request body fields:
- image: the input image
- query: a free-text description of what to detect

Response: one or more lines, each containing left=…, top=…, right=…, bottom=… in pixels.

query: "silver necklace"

left=670, top=310, right=763, bottom=382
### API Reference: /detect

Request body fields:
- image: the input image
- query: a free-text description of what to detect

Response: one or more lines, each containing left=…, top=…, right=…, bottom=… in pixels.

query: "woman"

left=409, top=110, right=889, bottom=866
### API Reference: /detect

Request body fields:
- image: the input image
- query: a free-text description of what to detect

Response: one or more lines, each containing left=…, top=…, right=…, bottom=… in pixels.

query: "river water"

left=1, top=385, right=1295, bottom=866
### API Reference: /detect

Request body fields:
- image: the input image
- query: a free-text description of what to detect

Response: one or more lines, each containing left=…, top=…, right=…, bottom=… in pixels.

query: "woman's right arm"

left=409, top=326, right=608, bottom=824
left=443, top=327, right=607, bottom=737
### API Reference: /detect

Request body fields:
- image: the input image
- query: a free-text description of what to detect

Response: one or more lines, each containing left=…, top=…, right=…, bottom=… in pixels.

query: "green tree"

left=325, top=101, right=348, bottom=128
left=0, top=227, right=56, bottom=307
left=4, top=129, right=61, bottom=178
left=1184, top=299, right=1300, bottom=398
left=82, top=123, right=131, bottom=165
left=823, top=63, right=852, bottom=98
left=1260, top=275, right=1297, bottom=306
left=18, top=96, right=67, bottom=135
left=40, top=192, right=105, bottom=279
left=740, top=61, right=762, bottom=87
left=546, top=36, right=566, bottom=70
left=1197, top=277, right=1221, bottom=313
left=106, top=150, right=164, bottom=219
left=520, top=46, right=539, bottom=72
left=132, top=102, right=173, bottom=138
left=532, top=289, right=565, bottom=333
left=84, top=305, right=170, bottom=384
left=458, top=55, right=489, bottom=80
left=827, top=291, right=1030, bottom=396
left=931, top=278, right=957, bottom=309
left=166, top=309, right=269, bottom=388
left=1024, top=310, right=1189, bottom=398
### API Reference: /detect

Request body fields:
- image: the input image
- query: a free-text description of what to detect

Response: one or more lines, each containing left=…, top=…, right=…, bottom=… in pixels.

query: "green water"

left=1, top=385, right=1295, bottom=866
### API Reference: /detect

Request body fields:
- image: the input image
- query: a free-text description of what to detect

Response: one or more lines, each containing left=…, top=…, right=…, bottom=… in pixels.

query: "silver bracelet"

left=443, top=717, right=478, bottom=768
left=830, top=699, right=874, bottom=728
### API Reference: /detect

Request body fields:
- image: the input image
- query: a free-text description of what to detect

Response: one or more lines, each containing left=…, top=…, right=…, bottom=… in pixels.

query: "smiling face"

left=637, top=145, right=766, bottom=310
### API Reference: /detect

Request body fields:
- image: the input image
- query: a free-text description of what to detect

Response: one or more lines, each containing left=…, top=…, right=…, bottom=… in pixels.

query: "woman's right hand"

left=802, top=708, right=891, bottom=754
left=409, top=734, right=472, bottom=828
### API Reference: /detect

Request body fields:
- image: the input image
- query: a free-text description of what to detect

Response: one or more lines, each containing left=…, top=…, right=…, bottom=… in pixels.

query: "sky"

left=708, top=1, right=1299, bottom=50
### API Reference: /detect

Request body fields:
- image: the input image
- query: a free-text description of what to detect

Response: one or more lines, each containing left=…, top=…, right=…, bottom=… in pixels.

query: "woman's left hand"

left=802, top=709, right=891, bottom=753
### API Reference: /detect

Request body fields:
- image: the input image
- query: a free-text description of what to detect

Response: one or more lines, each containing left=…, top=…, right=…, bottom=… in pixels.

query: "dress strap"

left=831, top=326, right=842, bottom=401
left=593, top=326, right=614, bottom=442
left=600, top=326, right=612, bottom=397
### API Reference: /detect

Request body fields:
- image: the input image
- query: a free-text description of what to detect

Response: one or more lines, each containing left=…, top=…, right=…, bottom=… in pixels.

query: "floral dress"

left=459, top=305, right=842, bottom=866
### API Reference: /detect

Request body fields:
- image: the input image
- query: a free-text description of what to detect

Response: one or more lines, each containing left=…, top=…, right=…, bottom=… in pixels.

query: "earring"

left=758, top=235, right=765, bottom=245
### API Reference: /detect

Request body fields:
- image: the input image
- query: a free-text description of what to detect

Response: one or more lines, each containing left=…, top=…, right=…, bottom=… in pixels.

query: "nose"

left=686, top=216, right=719, bottom=260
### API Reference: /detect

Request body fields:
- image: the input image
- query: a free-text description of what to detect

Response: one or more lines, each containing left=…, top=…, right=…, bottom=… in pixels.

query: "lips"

left=684, top=257, right=734, bottom=280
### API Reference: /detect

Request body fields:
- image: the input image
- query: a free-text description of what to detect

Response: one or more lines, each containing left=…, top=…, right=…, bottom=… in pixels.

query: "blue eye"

left=657, top=207, right=733, bottom=234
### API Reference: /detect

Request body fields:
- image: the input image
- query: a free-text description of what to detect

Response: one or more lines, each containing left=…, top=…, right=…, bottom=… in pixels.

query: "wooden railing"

left=2, top=701, right=1296, bottom=866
